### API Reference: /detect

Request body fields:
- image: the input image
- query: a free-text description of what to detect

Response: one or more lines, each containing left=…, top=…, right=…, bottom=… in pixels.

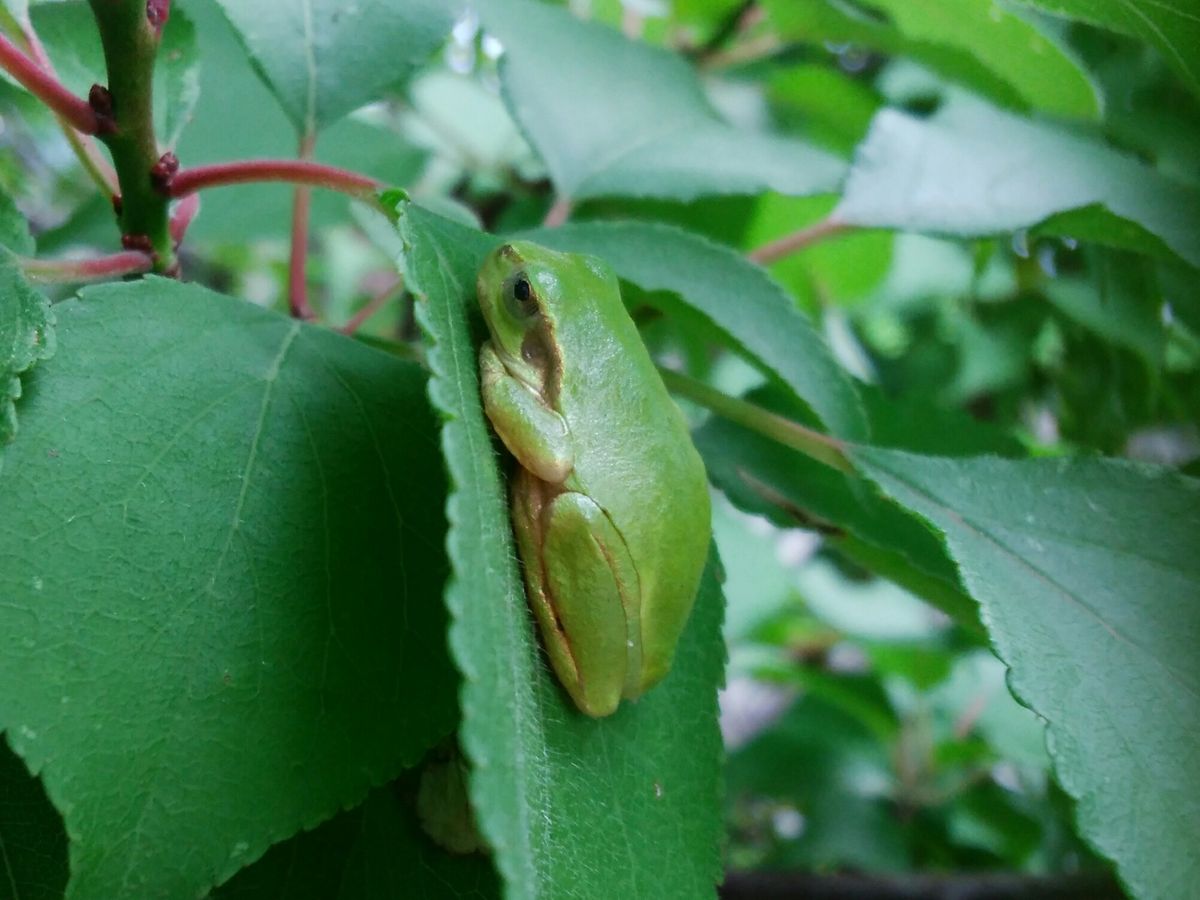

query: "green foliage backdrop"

left=0, top=0, right=1195, bottom=898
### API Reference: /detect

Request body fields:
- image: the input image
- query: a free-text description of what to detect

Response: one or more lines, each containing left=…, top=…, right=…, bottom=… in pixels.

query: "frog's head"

left=477, top=241, right=566, bottom=393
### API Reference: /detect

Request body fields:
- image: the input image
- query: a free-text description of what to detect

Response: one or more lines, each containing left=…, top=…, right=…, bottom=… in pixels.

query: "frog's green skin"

left=477, top=241, right=711, bottom=718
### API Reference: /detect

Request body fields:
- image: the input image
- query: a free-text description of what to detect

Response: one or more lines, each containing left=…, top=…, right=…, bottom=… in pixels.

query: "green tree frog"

left=477, top=241, right=711, bottom=718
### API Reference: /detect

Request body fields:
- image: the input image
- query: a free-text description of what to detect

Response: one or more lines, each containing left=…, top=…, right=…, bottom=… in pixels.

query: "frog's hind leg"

left=512, top=470, right=642, bottom=717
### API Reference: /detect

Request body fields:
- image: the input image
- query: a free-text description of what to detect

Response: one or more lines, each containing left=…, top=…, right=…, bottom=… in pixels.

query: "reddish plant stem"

left=168, top=192, right=199, bottom=246
left=543, top=196, right=572, bottom=228
left=288, top=134, right=316, bottom=321
left=20, top=250, right=154, bottom=283
left=953, top=690, right=991, bottom=739
left=700, top=32, right=781, bottom=71
left=169, top=160, right=380, bottom=205
left=749, top=217, right=852, bottom=265
left=621, top=8, right=644, bottom=38
left=340, top=277, right=402, bottom=336
left=12, top=22, right=119, bottom=194
left=0, top=31, right=98, bottom=134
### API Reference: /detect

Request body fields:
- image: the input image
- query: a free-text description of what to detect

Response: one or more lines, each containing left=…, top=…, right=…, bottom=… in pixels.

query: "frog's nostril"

left=499, top=243, right=522, bottom=263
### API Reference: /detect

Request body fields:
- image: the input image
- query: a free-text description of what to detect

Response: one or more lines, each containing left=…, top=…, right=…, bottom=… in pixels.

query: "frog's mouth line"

left=482, top=288, right=562, bottom=400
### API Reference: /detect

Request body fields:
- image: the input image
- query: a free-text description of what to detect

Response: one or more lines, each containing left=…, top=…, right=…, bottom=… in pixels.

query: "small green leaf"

left=398, top=203, right=727, bottom=900
left=858, top=0, right=1100, bottom=119
left=0, top=186, right=33, bottom=255
left=524, top=220, right=868, bottom=440
left=1033, top=203, right=1184, bottom=263
left=1009, top=0, right=1200, bottom=100
left=212, top=781, right=500, bottom=899
left=32, top=1, right=199, bottom=148
left=212, top=0, right=456, bottom=135
left=836, top=96, right=1200, bottom=268
left=0, top=279, right=456, bottom=898
left=855, top=449, right=1200, bottom=900
left=763, top=0, right=1028, bottom=113
left=478, top=0, right=845, bottom=202
left=0, top=252, right=54, bottom=448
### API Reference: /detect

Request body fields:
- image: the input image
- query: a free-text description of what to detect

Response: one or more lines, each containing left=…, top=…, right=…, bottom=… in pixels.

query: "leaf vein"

left=872, top=461, right=1200, bottom=700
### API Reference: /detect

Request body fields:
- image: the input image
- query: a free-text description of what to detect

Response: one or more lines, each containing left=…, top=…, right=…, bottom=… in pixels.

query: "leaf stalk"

left=0, top=30, right=99, bottom=134
left=167, top=160, right=382, bottom=207
left=748, top=217, right=851, bottom=265
left=20, top=250, right=155, bottom=283
left=658, top=367, right=854, bottom=474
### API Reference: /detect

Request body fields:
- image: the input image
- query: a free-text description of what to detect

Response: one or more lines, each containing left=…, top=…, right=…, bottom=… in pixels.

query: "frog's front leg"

left=511, top=469, right=643, bottom=718
left=479, top=341, right=572, bottom=483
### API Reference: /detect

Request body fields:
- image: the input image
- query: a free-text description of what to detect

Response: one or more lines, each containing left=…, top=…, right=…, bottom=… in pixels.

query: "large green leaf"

left=477, top=0, right=845, bottom=202
left=0, top=252, right=53, bottom=448
left=523, top=221, right=868, bottom=440
left=836, top=96, right=1200, bottom=268
left=32, top=1, right=199, bottom=148
left=397, top=202, right=727, bottom=900
left=856, top=449, right=1200, bottom=900
left=0, top=279, right=456, bottom=898
left=860, top=0, right=1099, bottom=119
left=1010, top=0, right=1200, bottom=100
left=763, top=0, right=1026, bottom=114
left=212, top=0, right=455, bottom=135
left=766, top=0, right=1098, bottom=119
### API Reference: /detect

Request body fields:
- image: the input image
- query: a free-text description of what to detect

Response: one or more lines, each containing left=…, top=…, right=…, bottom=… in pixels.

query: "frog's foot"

left=511, top=471, right=641, bottom=717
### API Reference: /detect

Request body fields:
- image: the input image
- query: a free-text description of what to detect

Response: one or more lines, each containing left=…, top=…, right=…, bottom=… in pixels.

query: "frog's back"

left=548, top=254, right=711, bottom=685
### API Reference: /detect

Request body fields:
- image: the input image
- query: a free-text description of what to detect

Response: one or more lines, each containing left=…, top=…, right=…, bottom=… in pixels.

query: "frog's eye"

left=513, top=276, right=533, bottom=304
left=506, top=274, right=537, bottom=317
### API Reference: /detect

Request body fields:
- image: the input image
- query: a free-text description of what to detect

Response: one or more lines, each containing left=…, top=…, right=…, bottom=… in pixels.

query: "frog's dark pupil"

left=514, top=277, right=533, bottom=304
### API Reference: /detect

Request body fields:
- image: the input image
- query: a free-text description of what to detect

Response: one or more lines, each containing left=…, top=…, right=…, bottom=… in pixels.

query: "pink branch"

left=288, top=135, right=317, bottom=321
left=168, top=160, right=380, bottom=204
left=543, top=196, right=572, bottom=228
left=169, top=192, right=200, bottom=246
left=19, top=24, right=117, bottom=193
left=0, top=31, right=99, bottom=134
left=21, top=250, right=154, bottom=283
left=340, top=276, right=402, bottom=335
left=748, top=217, right=851, bottom=265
